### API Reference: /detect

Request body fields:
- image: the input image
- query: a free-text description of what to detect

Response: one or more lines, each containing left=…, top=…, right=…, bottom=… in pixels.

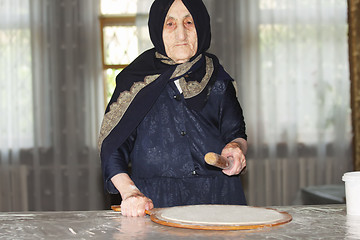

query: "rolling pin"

left=204, top=152, right=233, bottom=170
left=111, top=205, right=152, bottom=215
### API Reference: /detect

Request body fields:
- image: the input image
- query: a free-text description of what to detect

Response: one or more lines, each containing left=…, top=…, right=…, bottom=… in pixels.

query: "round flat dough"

left=158, top=205, right=285, bottom=226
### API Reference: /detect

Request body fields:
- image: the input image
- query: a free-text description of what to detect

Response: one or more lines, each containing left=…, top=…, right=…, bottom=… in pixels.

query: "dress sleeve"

left=103, top=131, right=136, bottom=194
left=219, top=80, right=247, bottom=143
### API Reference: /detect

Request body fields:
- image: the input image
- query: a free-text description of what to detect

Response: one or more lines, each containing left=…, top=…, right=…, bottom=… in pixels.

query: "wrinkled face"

left=162, top=0, right=198, bottom=63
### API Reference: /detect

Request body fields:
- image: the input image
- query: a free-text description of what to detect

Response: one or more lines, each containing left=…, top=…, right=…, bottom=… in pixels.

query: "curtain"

left=204, top=0, right=353, bottom=206
left=1, top=0, right=353, bottom=211
left=0, top=0, right=104, bottom=211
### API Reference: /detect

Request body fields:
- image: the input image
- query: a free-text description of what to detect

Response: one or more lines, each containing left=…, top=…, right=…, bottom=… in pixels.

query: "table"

left=301, top=184, right=345, bottom=204
left=0, top=204, right=359, bottom=239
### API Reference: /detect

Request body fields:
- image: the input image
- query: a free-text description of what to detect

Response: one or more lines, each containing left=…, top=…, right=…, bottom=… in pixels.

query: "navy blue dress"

left=105, top=66, right=247, bottom=208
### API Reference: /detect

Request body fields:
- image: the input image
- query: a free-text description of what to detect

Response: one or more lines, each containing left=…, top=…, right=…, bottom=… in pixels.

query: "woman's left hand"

left=221, top=140, right=247, bottom=176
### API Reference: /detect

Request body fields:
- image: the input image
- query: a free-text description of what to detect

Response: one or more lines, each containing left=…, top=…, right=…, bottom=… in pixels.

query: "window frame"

left=99, top=15, right=136, bottom=106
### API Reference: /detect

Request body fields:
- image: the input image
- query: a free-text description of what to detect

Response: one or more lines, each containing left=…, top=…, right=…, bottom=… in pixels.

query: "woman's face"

left=162, top=0, right=198, bottom=63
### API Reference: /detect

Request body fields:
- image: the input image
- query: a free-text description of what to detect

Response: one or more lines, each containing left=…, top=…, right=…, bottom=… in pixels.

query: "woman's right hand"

left=111, top=173, right=154, bottom=217
left=120, top=192, right=154, bottom=217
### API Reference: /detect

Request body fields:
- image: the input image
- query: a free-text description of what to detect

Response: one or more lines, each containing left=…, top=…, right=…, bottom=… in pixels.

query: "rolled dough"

left=158, top=205, right=285, bottom=225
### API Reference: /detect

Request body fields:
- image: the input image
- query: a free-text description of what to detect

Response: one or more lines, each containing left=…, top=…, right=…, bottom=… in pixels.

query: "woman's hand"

left=221, top=138, right=247, bottom=176
left=111, top=173, right=154, bottom=217
left=120, top=192, right=154, bottom=217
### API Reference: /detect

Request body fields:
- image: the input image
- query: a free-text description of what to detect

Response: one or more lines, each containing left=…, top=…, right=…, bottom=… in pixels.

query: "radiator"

left=246, top=155, right=345, bottom=206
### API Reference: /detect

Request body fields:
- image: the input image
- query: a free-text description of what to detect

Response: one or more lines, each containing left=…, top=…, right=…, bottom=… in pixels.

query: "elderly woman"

left=98, top=0, right=248, bottom=217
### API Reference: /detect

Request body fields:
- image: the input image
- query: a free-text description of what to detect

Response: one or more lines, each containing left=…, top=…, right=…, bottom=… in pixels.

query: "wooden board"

left=112, top=205, right=292, bottom=230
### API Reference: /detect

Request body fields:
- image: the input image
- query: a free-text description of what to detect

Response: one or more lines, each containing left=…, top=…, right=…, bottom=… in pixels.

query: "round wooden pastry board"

left=111, top=204, right=292, bottom=231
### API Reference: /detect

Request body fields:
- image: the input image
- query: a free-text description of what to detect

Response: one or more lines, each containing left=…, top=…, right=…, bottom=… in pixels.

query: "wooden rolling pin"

left=111, top=205, right=152, bottom=215
left=204, top=152, right=233, bottom=170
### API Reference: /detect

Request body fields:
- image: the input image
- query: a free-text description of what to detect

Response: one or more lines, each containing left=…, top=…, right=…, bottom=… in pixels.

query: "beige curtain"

left=1, top=0, right=354, bottom=211
left=0, top=0, right=104, bottom=211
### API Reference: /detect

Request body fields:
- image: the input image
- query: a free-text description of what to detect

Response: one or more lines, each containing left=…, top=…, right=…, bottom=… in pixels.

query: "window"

left=0, top=1, right=34, bottom=149
left=256, top=0, right=349, bottom=144
left=99, top=0, right=152, bottom=105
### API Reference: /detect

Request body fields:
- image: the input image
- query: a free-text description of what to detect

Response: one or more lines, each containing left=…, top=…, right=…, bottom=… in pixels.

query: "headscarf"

left=98, top=0, right=220, bottom=180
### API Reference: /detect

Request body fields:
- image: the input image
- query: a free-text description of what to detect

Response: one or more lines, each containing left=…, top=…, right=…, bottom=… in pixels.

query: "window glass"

left=103, top=26, right=138, bottom=65
left=0, top=9, right=34, bottom=148
left=258, top=0, right=348, bottom=144
left=105, top=68, right=122, bottom=102
left=99, top=0, right=153, bottom=105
